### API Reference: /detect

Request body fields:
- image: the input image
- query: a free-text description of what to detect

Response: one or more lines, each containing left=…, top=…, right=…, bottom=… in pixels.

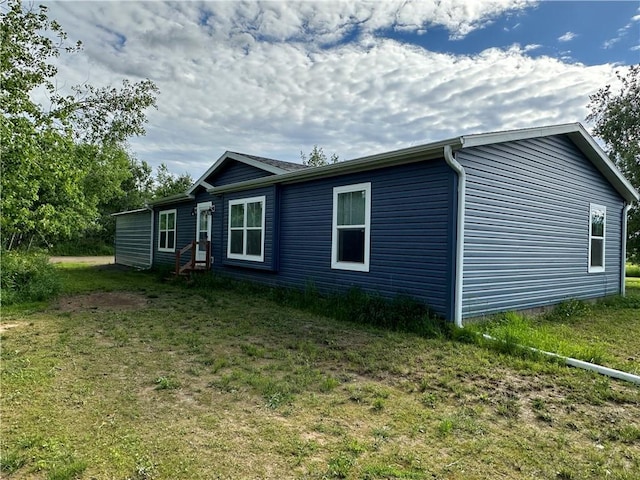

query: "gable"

left=206, top=160, right=274, bottom=187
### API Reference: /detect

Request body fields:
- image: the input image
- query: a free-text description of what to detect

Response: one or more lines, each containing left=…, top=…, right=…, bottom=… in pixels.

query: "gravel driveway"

left=49, top=256, right=115, bottom=265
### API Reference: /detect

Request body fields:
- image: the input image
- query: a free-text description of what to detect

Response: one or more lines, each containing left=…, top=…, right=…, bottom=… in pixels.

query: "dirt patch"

left=0, top=322, right=24, bottom=333
left=57, top=292, right=149, bottom=312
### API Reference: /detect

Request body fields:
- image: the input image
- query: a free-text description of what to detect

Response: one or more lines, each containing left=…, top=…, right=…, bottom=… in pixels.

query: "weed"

left=496, top=397, right=521, bottom=419
left=371, top=397, right=385, bottom=412
left=438, top=417, right=455, bottom=436
left=319, top=375, right=340, bottom=392
left=546, top=299, right=591, bottom=320
left=47, top=459, right=88, bottom=480
left=0, top=450, right=27, bottom=473
left=327, top=453, right=354, bottom=478
left=420, top=392, right=438, bottom=409
left=1, top=250, right=60, bottom=304
left=154, top=376, right=180, bottom=390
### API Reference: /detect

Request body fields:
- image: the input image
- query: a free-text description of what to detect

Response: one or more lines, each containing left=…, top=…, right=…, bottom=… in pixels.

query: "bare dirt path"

left=49, top=256, right=115, bottom=265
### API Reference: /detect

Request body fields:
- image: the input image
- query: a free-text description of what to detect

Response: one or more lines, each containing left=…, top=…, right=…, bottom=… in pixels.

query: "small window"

left=588, top=204, right=606, bottom=273
left=227, top=196, right=265, bottom=262
left=331, top=183, right=371, bottom=272
left=158, top=209, right=177, bottom=252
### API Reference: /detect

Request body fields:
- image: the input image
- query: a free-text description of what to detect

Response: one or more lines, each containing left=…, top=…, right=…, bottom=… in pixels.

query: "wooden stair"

left=175, top=240, right=211, bottom=277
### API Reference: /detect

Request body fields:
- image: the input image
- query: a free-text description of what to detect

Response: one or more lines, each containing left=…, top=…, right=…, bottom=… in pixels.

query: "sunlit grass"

left=2, top=265, right=639, bottom=479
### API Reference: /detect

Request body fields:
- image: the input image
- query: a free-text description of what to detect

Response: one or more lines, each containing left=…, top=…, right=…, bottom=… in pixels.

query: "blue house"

left=114, top=123, right=639, bottom=326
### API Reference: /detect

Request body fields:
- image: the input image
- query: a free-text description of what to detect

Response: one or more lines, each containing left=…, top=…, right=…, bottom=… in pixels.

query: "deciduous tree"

left=587, top=65, right=640, bottom=264
left=300, top=145, right=339, bottom=167
left=0, top=0, right=159, bottom=249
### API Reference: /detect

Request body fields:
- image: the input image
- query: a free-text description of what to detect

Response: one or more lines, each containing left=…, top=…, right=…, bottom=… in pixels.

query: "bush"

left=1, top=250, right=61, bottom=304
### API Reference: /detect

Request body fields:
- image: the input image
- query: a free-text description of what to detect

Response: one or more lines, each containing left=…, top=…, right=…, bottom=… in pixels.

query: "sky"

left=34, top=0, right=640, bottom=177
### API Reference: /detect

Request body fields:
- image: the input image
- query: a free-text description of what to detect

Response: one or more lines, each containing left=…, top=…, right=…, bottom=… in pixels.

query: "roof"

left=111, top=207, right=151, bottom=217
left=227, top=152, right=308, bottom=172
left=206, top=123, right=639, bottom=204
left=186, top=151, right=308, bottom=195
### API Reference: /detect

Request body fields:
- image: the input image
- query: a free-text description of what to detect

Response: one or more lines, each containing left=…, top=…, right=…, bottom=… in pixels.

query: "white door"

left=195, top=201, right=212, bottom=262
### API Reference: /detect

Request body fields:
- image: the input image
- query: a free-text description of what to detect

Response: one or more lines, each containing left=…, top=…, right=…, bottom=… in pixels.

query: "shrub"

left=1, top=250, right=61, bottom=305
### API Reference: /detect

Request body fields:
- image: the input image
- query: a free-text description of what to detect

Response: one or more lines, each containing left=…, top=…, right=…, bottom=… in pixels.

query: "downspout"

left=621, top=203, right=630, bottom=296
left=444, top=145, right=465, bottom=329
left=146, top=204, right=154, bottom=268
left=482, top=334, right=640, bottom=385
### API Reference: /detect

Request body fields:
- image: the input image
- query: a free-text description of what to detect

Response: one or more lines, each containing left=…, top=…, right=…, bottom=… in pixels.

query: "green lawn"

left=1, top=266, right=639, bottom=479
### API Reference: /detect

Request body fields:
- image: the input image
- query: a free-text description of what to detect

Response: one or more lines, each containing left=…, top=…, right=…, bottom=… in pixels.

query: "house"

left=113, top=123, right=639, bottom=326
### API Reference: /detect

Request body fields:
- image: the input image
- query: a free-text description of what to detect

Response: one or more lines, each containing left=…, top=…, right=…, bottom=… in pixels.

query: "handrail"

left=175, top=240, right=211, bottom=275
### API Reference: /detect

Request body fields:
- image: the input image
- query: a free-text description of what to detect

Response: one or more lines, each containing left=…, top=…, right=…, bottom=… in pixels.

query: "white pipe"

left=621, top=203, right=630, bottom=296
left=444, top=145, right=466, bottom=328
left=482, top=334, right=640, bottom=385
left=146, top=204, right=154, bottom=268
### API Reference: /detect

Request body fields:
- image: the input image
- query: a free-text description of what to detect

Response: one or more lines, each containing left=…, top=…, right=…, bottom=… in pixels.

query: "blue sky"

left=38, top=1, right=640, bottom=177
left=387, top=1, right=639, bottom=66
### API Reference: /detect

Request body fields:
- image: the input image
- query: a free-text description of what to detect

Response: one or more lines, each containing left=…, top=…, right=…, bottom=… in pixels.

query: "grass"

left=1, top=265, right=639, bottom=479
left=626, top=263, right=640, bottom=277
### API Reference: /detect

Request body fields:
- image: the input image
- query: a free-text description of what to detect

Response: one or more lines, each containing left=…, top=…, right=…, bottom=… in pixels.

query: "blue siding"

left=153, top=201, right=195, bottom=266
left=207, top=161, right=273, bottom=186
left=153, top=160, right=275, bottom=266
left=214, top=160, right=456, bottom=318
left=458, top=135, right=624, bottom=319
left=218, top=186, right=277, bottom=271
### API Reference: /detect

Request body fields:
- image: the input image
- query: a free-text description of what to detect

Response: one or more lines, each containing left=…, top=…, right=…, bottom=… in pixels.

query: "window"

left=227, top=196, right=265, bottom=261
left=588, top=204, right=606, bottom=273
left=331, top=183, right=371, bottom=272
left=158, top=209, right=177, bottom=252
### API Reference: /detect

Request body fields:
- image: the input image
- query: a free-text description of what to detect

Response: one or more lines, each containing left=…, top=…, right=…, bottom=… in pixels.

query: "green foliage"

left=1, top=250, right=60, bottom=304
left=587, top=65, right=640, bottom=263
left=300, top=145, right=340, bottom=167
left=152, top=163, right=193, bottom=200
left=0, top=0, right=158, bottom=249
left=626, top=263, right=640, bottom=277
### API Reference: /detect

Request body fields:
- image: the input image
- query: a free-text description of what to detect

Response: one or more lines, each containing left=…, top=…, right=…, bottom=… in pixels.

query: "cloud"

left=558, top=31, right=577, bottom=42
left=603, top=9, right=640, bottom=49
left=39, top=1, right=622, bottom=177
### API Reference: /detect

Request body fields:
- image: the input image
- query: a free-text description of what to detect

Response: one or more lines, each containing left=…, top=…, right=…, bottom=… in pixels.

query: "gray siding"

left=459, top=135, right=624, bottom=319
left=114, top=210, right=152, bottom=268
left=214, top=160, right=456, bottom=318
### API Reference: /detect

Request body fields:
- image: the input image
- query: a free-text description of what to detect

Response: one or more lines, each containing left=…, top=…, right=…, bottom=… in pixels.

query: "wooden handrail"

left=175, top=240, right=211, bottom=275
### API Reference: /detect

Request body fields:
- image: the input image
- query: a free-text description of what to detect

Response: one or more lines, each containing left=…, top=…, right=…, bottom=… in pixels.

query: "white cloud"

left=603, top=10, right=640, bottom=49
left=38, top=1, right=622, bottom=177
left=558, top=31, right=577, bottom=42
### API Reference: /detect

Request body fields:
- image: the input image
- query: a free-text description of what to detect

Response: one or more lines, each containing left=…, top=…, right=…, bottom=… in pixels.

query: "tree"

left=300, top=145, right=339, bottom=167
left=0, top=0, right=159, bottom=249
left=587, top=65, right=640, bottom=264
left=152, top=164, right=193, bottom=200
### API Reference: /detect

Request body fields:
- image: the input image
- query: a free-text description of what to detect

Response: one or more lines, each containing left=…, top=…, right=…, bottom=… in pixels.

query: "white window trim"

left=588, top=203, right=606, bottom=273
left=331, top=182, right=371, bottom=272
left=158, top=209, right=177, bottom=253
left=227, top=196, right=266, bottom=262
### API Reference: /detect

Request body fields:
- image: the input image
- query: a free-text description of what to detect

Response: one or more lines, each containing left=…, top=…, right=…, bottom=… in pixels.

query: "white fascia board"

left=460, top=123, right=581, bottom=148
left=111, top=208, right=151, bottom=217
left=226, top=152, right=288, bottom=175
left=208, top=139, right=460, bottom=195
left=187, top=152, right=288, bottom=195
left=186, top=153, right=228, bottom=195
left=147, top=193, right=194, bottom=206
left=461, top=122, right=639, bottom=204
left=566, top=129, right=639, bottom=203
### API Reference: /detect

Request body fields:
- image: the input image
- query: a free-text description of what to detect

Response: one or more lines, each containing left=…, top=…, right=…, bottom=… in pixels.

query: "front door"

left=195, top=201, right=212, bottom=263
